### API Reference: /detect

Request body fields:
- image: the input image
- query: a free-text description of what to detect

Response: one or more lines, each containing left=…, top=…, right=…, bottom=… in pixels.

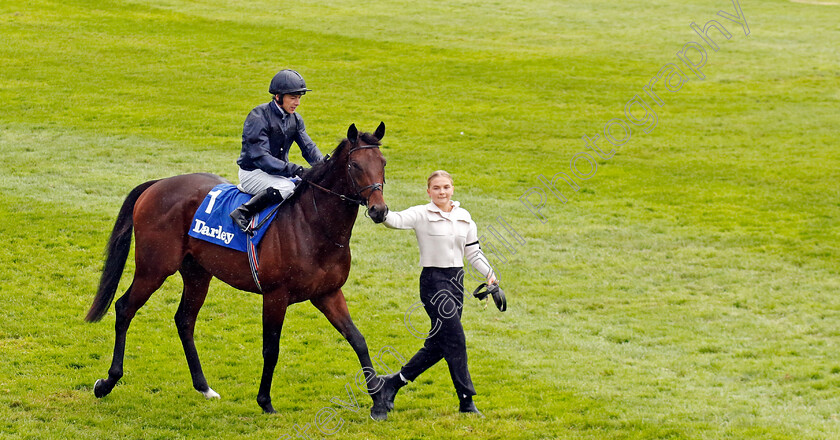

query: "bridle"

left=308, top=143, right=385, bottom=207
left=248, top=142, right=385, bottom=247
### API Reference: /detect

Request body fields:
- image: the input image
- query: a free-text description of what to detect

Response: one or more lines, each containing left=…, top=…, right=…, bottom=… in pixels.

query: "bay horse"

left=85, top=123, right=390, bottom=420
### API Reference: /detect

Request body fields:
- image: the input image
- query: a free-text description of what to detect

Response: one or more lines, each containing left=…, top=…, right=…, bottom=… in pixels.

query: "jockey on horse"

left=230, top=69, right=324, bottom=233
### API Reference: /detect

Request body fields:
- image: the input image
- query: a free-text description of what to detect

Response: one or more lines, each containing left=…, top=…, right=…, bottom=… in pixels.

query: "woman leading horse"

left=85, top=123, right=391, bottom=420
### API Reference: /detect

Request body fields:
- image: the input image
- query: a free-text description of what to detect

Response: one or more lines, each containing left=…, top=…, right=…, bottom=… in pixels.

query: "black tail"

left=85, top=180, right=160, bottom=322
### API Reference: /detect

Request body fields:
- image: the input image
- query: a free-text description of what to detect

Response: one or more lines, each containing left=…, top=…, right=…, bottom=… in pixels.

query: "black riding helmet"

left=269, top=69, right=312, bottom=96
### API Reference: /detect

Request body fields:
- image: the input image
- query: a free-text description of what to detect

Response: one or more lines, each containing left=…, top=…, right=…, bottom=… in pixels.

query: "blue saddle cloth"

left=187, top=184, right=281, bottom=252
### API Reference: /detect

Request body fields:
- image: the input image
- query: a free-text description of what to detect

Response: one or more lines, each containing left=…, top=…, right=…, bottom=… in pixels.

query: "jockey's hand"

left=487, top=274, right=497, bottom=285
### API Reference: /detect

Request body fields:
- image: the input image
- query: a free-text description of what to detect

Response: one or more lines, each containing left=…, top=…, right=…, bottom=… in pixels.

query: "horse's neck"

left=297, top=161, right=359, bottom=245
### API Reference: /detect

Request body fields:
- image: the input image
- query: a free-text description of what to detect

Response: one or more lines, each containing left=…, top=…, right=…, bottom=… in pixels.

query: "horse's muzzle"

left=368, top=204, right=388, bottom=224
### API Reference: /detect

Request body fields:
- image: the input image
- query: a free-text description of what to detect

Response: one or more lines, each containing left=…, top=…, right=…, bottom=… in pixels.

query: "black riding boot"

left=459, top=394, right=484, bottom=417
left=229, top=187, right=284, bottom=233
left=378, top=373, right=407, bottom=412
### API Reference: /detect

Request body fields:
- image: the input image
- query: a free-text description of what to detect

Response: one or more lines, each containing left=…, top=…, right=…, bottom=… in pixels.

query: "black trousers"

left=400, top=267, right=476, bottom=398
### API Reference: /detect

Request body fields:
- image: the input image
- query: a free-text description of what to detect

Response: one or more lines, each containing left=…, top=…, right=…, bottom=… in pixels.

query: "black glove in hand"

left=472, top=283, right=507, bottom=312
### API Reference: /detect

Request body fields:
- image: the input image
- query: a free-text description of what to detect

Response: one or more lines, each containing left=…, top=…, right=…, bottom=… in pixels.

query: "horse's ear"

left=347, top=124, right=358, bottom=142
left=374, top=121, right=385, bottom=140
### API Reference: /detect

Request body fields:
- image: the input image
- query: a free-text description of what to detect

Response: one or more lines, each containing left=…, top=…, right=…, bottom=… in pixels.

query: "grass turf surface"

left=1, top=0, right=839, bottom=438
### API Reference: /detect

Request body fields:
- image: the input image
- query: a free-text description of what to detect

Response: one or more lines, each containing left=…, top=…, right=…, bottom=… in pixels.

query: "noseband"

left=308, top=143, right=384, bottom=207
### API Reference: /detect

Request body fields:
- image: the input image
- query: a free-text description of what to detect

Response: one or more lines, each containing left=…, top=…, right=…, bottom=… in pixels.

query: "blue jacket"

left=236, top=101, right=323, bottom=176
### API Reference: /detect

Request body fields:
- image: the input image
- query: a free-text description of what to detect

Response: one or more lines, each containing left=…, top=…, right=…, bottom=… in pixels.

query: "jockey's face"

left=278, top=93, right=302, bottom=114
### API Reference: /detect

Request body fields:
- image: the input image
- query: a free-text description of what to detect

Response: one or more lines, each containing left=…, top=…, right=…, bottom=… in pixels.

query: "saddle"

left=187, top=184, right=282, bottom=253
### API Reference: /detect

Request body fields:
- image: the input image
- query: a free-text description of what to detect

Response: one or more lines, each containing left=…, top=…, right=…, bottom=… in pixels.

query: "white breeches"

left=237, top=168, right=296, bottom=198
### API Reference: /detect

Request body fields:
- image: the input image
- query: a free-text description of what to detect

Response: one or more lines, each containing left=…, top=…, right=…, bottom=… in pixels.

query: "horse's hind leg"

left=175, top=255, right=218, bottom=399
left=94, top=270, right=168, bottom=398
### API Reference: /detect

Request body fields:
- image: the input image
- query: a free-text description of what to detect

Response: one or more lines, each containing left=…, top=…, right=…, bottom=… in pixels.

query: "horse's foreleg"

left=175, top=257, right=217, bottom=399
left=311, top=289, right=388, bottom=421
left=257, top=293, right=289, bottom=414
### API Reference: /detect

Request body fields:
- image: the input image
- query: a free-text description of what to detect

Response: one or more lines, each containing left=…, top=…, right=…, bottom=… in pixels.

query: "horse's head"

left=342, top=122, right=388, bottom=223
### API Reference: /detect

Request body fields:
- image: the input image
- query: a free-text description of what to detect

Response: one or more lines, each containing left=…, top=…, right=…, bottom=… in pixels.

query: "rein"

left=307, top=143, right=385, bottom=248
left=307, top=181, right=366, bottom=206
left=307, top=143, right=384, bottom=207
left=250, top=143, right=383, bottom=232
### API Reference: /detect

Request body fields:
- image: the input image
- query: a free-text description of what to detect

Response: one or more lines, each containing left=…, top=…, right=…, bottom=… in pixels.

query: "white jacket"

left=384, top=201, right=494, bottom=279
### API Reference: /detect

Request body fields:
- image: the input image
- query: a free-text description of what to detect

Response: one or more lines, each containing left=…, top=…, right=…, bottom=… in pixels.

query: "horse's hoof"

left=370, top=406, right=388, bottom=421
left=199, top=387, right=221, bottom=399
left=94, top=379, right=111, bottom=398
left=260, top=403, right=277, bottom=414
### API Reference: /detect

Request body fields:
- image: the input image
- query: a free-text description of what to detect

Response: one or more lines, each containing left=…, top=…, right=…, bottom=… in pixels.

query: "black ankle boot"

left=378, top=373, right=406, bottom=412
left=459, top=395, right=484, bottom=417
left=230, top=188, right=284, bottom=233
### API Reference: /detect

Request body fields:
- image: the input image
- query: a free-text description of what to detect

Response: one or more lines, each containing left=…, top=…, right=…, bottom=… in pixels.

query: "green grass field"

left=1, top=0, right=839, bottom=438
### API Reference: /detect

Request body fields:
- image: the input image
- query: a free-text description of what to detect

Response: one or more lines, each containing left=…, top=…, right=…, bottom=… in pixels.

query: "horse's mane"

left=284, top=132, right=382, bottom=205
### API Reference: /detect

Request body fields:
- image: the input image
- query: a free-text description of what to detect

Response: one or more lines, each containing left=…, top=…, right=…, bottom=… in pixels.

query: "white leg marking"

left=200, top=387, right=221, bottom=399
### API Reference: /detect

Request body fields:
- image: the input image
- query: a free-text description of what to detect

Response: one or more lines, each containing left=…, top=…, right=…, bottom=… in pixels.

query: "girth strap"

left=247, top=229, right=262, bottom=293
